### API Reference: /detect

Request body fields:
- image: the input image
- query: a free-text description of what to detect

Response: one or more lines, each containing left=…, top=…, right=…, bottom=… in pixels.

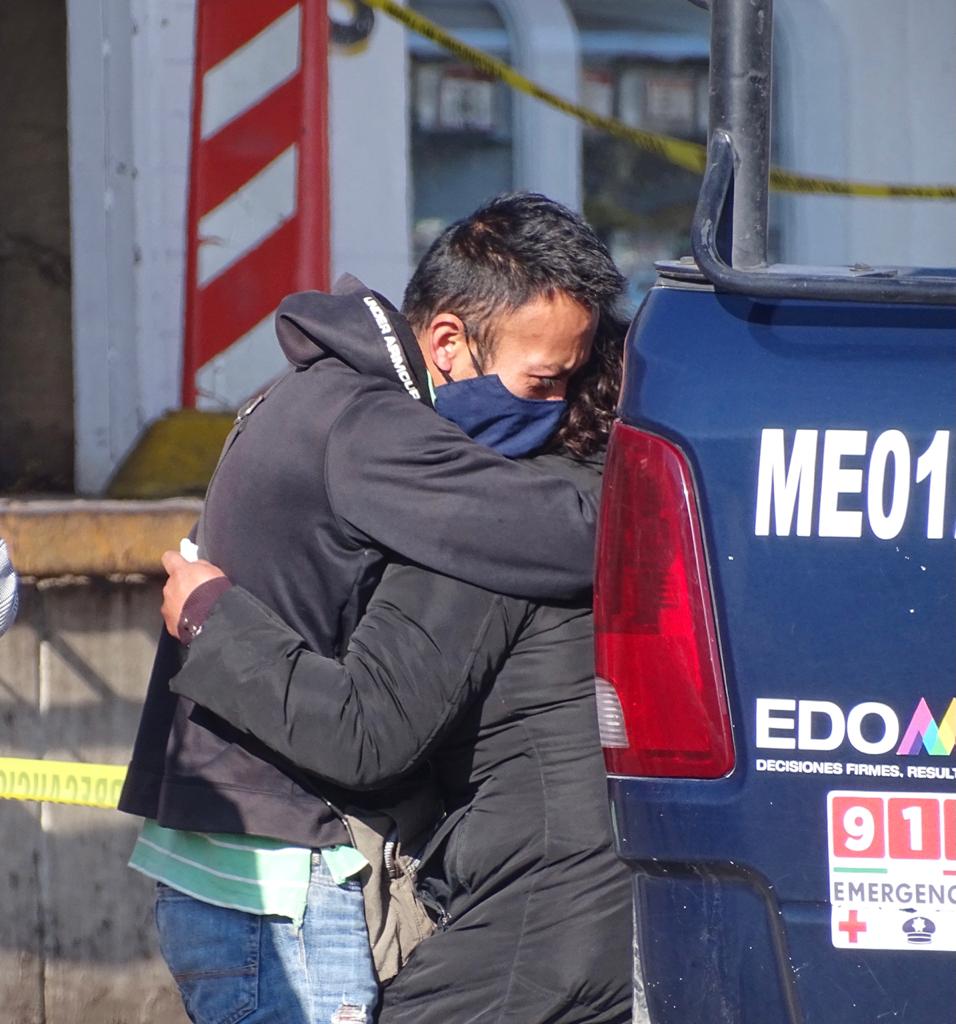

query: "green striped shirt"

left=130, top=821, right=367, bottom=928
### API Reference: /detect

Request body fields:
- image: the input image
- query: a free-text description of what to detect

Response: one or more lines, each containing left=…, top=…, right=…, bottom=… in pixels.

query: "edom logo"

left=755, top=697, right=956, bottom=757
left=897, top=698, right=956, bottom=756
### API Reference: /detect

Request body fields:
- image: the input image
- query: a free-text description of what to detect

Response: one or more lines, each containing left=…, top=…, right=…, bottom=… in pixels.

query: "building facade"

left=2, top=0, right=954, bottom=493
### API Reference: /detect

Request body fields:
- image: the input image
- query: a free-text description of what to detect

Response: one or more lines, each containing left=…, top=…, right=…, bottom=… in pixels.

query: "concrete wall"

left=0, top=0, right=73, bottom=492
left=0, top=501, right=198, bottom=1023
left=0, top=578, right=186, bottom=1024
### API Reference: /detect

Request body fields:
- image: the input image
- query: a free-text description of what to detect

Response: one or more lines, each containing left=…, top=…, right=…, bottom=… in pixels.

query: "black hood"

left=275, top=274, right=432, bottom=407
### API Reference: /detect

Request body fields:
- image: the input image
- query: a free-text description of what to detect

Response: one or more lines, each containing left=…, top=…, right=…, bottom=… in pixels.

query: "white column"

left=67, top=0, right=196, bottom=494
left=328, top=8, right=412, bottom=304
left=129, top=0, right=196, bottom=427
left=494, top=0, right=581, bottom=212
left=67, top=0, right=139, bottom=494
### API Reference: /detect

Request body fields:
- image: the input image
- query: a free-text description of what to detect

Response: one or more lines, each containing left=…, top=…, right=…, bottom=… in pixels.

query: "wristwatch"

left=178, top=612, right=204, bottom=645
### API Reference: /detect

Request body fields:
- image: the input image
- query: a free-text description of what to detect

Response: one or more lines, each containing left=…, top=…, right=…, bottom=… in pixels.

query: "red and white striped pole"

left=181, top=0, right=330, bottom=409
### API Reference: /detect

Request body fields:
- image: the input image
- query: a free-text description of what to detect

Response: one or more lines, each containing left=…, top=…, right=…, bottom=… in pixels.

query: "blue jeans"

left=155, top=854, right=378, bottom=1024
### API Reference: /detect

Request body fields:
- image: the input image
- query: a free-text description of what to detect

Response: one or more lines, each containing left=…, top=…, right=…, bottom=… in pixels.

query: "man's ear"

left=424, top=312, right=468, bottom=375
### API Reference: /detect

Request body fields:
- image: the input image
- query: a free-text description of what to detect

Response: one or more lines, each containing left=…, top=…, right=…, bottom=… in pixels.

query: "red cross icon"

left=838, top=910, right=867, bottom=943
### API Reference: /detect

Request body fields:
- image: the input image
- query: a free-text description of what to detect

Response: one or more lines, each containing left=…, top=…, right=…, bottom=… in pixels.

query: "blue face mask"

left=434, top=374, right=567, bottom=458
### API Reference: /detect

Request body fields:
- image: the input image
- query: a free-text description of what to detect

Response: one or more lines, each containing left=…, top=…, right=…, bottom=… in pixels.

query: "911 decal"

left=828, top=790, right=956, bottom=951
left=755, top=429, right=952, bottom=539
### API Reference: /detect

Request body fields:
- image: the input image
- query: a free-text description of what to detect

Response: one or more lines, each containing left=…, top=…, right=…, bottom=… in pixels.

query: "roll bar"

left=690, top=0, right=956, bottom=305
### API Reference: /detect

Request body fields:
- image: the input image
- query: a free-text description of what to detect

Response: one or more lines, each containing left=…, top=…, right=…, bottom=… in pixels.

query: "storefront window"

left=570, top=0, right=710, bottom=298
left=408, top=2, right=513, bottom=262
left=405, top=0, right=712, bottom=296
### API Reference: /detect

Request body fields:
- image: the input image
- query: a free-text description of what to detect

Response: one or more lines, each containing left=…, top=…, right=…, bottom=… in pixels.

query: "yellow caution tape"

left=365, top=0, right=705, bottom=175
left=0, top=757, right=126, bottom=810
left=366, top=0, right=956, bottom=200
left=769, top=169, right=956, bottom=201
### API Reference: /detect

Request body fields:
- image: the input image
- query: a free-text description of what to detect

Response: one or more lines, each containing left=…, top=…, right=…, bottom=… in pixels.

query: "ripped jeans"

left=155, top=854, right=378, bottom=1024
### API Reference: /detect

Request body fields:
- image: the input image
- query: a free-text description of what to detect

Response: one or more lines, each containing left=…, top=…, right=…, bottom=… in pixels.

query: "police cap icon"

left=902, top=916, right=935, bottom=943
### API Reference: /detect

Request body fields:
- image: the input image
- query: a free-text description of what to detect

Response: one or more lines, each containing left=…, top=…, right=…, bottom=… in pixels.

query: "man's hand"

left=161, top=550, right=227, bottom=638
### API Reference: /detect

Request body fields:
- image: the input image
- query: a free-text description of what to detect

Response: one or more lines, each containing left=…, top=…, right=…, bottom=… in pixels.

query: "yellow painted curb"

left=107, top=409, right=234, bottom=500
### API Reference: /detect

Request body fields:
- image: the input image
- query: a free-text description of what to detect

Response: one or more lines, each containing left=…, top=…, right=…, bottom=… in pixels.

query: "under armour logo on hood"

left=273, top=274, right=431, bottom=406
left=360, top=293, right=421, bottom=400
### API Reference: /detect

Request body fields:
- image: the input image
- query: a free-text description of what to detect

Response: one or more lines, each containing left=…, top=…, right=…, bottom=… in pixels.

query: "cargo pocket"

left=155, top=883, right=260, bottom=1024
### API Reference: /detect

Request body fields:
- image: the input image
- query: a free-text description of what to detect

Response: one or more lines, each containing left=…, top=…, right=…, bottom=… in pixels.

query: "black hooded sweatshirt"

left=117, top=276, right=600, bottom=847
left=167, top=453, right=632, bottom=1023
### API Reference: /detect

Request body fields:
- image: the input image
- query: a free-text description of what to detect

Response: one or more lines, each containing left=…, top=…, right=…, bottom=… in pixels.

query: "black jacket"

left=117, top=277, right=600, bottom=847
left=169, top=454, right=632, bottom=1024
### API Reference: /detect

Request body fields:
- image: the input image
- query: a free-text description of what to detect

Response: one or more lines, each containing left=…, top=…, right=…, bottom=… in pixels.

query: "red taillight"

left=594, top=423, right=734, bottom=778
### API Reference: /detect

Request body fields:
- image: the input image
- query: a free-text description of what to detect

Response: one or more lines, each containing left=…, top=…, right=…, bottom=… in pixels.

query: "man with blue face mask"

left=424, top=290, right=595, bottom=456
left=123, top=192, right=631, bottom=1024
left=404, top=191, right=620, bottom=464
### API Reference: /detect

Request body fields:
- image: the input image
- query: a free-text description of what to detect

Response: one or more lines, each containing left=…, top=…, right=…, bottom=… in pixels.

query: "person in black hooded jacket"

left=119, top=193, right=631, bottom=1024
left=163, top=451, right=633, bottom=1024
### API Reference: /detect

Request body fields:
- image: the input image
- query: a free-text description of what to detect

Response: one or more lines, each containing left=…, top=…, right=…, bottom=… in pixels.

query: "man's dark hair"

left=402, top=192, right=629, bottom=458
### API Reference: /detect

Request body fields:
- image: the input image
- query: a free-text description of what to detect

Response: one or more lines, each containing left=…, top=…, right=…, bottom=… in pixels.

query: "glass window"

left=405, top=0, right=712, bottom=297
left=409, top=2, right=514, bottom=262
left=569, top=0, right=710, bottom=300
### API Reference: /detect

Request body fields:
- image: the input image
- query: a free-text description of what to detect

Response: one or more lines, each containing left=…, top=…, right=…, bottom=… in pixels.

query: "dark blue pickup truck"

left=594, top=1, right=956, bottom=1020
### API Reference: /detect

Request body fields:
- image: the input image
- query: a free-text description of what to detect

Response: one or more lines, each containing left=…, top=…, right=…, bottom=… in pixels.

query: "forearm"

left=169, top=571, right=516, bottom=788
left=326, top=394, right=599, bottom=600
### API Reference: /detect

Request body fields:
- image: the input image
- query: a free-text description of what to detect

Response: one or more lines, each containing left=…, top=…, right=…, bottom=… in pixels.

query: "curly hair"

left=551, top=305, right=629, bottom=458
left=402, top=193, right=629, bottom=457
